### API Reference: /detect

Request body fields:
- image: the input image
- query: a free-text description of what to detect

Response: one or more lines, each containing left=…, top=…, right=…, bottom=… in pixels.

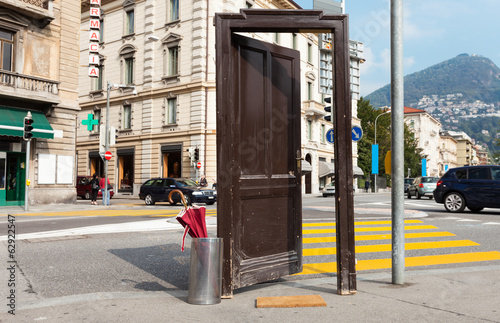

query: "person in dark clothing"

left=90, top=174, right=99, bottom=205
left=199, top=174, right=208, bottom=187
left=365, top=179, right=370, bottom=193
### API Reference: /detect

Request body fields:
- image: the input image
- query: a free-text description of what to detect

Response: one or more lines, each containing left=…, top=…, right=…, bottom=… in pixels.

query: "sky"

left=294, top=0, right=500, bottom=97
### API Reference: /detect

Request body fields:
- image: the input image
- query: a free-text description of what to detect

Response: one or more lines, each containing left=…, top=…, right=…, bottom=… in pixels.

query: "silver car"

left=322, top=183, right=335, bottom=197
left=407, top=176, right=439, bottom=199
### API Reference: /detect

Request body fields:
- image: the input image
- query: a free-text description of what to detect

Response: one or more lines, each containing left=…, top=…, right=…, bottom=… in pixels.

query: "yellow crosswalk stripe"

left=303, top=225, right=437, bottom=234
left=297, top=251, right=500, bottom=275
left=303, top=240, right=480, bottom=256
left=302, top=220, right=423, bottom=227
left=303, top=231, right=456, bottom=244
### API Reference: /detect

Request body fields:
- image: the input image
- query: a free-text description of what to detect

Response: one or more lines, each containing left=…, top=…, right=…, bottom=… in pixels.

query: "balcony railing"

left=3, top=0, right=54, bottom=26
left=0, top=70, right=60, bottom=103
left=22, top=0, right=48, bottom=9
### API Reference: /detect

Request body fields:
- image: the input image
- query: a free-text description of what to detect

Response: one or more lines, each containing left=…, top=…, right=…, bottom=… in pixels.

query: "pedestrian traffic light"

left=23, top=113, right=34, bottom=141
left=194, top=148, right=199, bottom=161
left=324, top=97, right=332, bottom=122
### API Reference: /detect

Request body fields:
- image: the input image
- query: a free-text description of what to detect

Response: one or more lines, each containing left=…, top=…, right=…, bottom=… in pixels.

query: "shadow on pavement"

left=109, top=243, right=190, bottom=297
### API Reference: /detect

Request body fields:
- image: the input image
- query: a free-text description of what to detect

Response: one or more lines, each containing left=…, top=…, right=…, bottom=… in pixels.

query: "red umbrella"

left=169, top=189, right=208, bottom=251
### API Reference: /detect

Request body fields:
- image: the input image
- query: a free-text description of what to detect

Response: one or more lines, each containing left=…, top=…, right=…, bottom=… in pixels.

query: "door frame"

left=215, top=10, right=356, bottom=296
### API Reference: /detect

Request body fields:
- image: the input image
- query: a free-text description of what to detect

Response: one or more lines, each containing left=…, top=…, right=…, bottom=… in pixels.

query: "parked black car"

left=139, top=178, right=216, bottom=206
left=407, top=176, right=439, bottom=199
left=434, top=165, right=500, bottom=213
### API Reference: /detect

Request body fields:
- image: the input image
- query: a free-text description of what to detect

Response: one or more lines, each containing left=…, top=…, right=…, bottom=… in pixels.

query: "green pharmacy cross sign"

left=82, top=113, right=99, bottom=131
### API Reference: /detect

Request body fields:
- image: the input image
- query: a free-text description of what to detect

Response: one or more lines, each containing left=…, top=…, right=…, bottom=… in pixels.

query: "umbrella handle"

left=168, top=189, right=188, bottom=210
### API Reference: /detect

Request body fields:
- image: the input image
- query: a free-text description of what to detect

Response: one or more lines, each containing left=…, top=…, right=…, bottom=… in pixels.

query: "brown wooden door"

left=217, top=34, right=302, bottom=296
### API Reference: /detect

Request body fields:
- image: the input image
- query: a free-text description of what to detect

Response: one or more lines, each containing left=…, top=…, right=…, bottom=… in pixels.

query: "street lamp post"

left=104, top=82, right=137, bottom=205
left=374, top=110, right=391, bottom=193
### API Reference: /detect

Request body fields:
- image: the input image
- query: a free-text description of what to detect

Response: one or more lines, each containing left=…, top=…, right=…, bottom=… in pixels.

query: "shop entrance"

left=5, top=153, right=26, bottom=205
left=89, top=152, right=104, bottom=177
left=161, top=144, right=182, bottom=178
left=117, top=149, right=134, bottom=192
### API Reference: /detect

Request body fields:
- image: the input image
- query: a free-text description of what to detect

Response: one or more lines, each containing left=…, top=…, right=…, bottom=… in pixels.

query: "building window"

left=0, top=29, right=14, bottom=71
left=99, top=16, right=104, bottom=42
left=321, top=124, right=325, bottom=143
left=124, top=57, right=133, bottom=84
left=169, top=0, right=179, bottom=22
left=307, top=82, right=312, bottom=100
left=307, top=120, right=312, bottom=140
left=292, top=33, right=297, bottom=50
left=125, top=8, right=134, bottom=35
left=91, top=64, right=103, bottom=91
left=274, top=33, right=279, bottom=44
left=123, top=104, right=132, bottom=129
left=168, top=46, right=178, bottom=76
left=166, top=97, right=177, bottom=124
left=307, top=43, right=312, bottom=63
left=93, top=109, right=101, bottom=133
left=120, top=45, right=136, bottom=85
left=162, top=33, right=181, bottom=81
left=410, top=120, right=415, bottom=128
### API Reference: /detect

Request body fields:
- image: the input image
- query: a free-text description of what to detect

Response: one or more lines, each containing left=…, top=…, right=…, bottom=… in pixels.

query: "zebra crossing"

left=298, top=219, right=500, bottom=276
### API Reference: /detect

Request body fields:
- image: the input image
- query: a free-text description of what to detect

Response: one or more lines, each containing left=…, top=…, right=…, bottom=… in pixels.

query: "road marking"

left=303, top=240, right=480, bottom=256
left=303, top=225, right=437, bottom=234
left=484, top=222, right=500, bottom=225
left=457, top=219, right=480, bottom=222
left=303, top=231, right=456, bottom=244
left=297, top=251, right=500, bottom=275
left=302, top=220, right=423, bottom=227
left=8, top=209, right=217, bottom=218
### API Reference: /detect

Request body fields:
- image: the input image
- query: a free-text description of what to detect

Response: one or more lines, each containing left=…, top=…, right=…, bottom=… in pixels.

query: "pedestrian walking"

left=99, top=175, right=111, bottom=206
left=365, top=179, right=370, bottom=193
left=89, top=174, right=99, bottom=205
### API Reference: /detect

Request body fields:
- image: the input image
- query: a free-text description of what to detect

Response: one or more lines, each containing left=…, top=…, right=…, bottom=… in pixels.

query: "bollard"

left=187, top=238, right=223, bottom=305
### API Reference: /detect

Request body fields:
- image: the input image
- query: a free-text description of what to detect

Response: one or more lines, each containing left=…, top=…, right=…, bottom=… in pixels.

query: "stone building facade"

left=404, top=107, right=442, bottom=177
left=77, top=0, right=362, bottom=196
left=0, top=0, right=80, bottom=206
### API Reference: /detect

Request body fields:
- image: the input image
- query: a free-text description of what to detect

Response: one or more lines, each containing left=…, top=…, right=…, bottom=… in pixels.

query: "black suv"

left=139, top=178, right=216, bottom=206
left=434, top=165, right=500, bottom=213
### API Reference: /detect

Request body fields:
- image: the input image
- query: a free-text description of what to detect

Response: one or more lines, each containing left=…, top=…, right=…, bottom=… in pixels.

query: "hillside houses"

left=416, top=93, right=500, bottom=125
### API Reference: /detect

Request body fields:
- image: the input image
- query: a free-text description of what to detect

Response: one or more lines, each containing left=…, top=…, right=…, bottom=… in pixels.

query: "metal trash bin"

left=188, top=238, right=223, bottom=305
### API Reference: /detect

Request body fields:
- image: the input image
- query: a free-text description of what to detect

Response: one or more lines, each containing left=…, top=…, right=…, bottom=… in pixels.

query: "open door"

left=216, top=10, right=356, bottom=297
left=217, top=33, right=302, bottom=296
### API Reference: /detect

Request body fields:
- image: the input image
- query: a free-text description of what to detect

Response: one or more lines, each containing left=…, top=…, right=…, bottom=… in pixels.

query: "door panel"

left=219, top=34, right=302, bottom=294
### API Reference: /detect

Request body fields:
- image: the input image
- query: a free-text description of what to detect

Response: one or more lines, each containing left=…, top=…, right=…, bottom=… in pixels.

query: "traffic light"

left=324, top=97, right=332, bottom=122
left=194, top=148, right=199, bottom=161
left=109, top=126, right=117, bottom=146
left=23, top=113, right=34, bottom=141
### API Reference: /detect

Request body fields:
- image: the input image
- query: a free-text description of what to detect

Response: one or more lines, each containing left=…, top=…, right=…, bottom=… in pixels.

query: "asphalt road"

left=2, top=193, right=500, bottom=303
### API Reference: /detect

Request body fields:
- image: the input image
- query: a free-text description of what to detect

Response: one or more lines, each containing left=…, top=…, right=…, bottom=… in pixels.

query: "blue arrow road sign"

left=351, top=125, right=363, bottom=141
left=326, top=128, right=334, bottom=144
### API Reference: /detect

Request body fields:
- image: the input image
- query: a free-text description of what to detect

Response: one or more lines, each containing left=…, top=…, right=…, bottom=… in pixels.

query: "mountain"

left=365, top=54, right=500, bottom=107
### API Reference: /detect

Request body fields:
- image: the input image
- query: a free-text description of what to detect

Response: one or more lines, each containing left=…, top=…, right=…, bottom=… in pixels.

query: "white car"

left=322, top=183, right=335, bottom=197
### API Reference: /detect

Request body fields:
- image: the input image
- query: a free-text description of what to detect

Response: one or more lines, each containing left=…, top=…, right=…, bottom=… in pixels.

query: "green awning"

left=0, top=106, right=54, bottom=139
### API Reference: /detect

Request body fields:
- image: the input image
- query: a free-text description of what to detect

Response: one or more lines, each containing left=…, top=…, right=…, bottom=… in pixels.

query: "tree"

left=357, top=97, right=426, bottom=185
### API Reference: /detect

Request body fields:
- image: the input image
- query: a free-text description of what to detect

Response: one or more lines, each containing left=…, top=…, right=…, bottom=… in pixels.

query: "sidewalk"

left=8, top=266, right=500, bottom=322
left=2, top=198, right=499, bottom=321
